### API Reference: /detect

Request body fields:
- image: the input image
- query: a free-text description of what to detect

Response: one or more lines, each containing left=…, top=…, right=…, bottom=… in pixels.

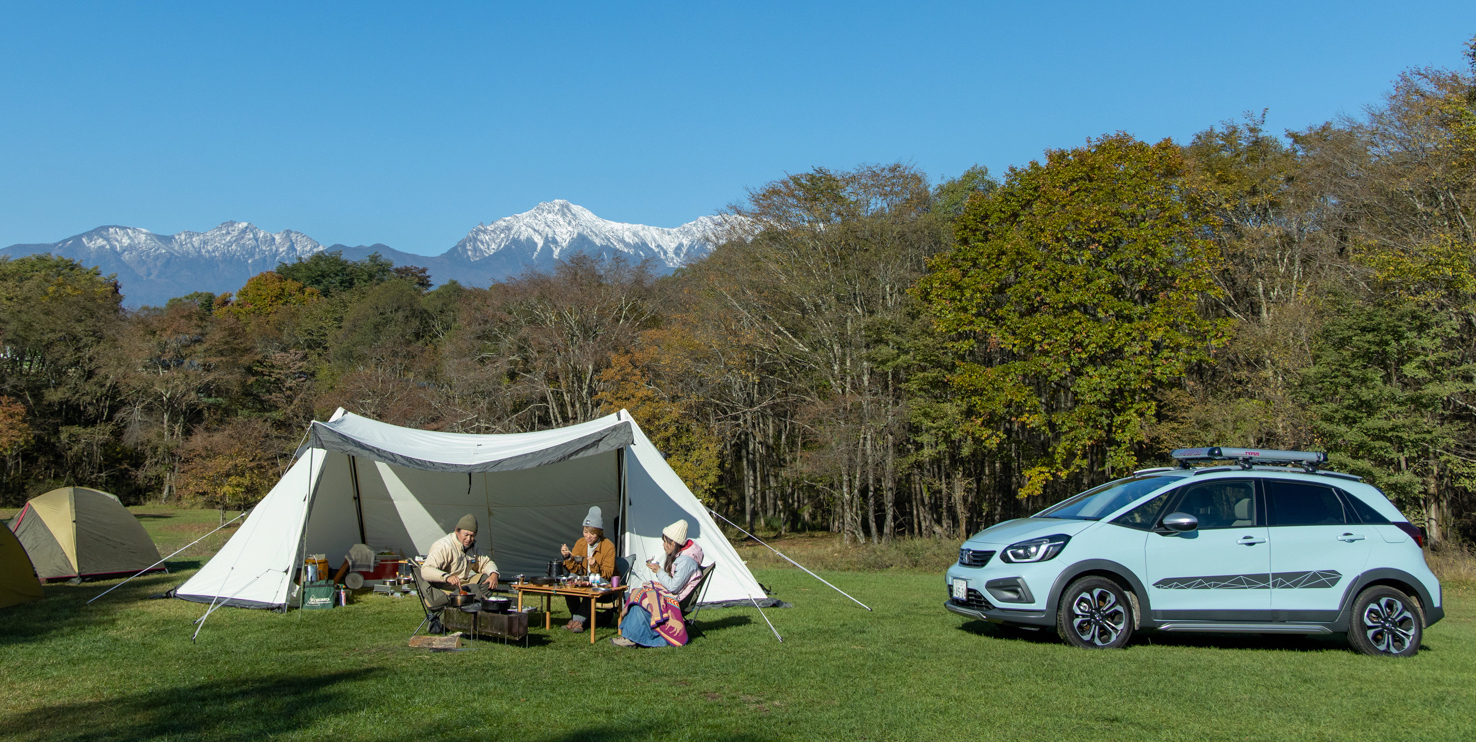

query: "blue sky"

left=2, top=2, right=1473, bottom=256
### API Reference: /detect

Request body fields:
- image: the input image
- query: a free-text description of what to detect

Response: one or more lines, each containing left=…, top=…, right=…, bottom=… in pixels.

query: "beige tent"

left=1, top=522, right=44, bottom=608
left=11, top=487, right=164, bottom=582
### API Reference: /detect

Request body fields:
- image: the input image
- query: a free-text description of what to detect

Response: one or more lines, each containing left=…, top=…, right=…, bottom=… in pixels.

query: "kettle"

left=545, top=559, right=566, bottom=579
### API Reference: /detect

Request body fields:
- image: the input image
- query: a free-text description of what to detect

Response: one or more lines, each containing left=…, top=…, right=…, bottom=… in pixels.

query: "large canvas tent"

left=1, top=522, right=45, bottom=608
left=11, top=487, right=165, bottom=582
left=176, top=410, right=768, bottom=609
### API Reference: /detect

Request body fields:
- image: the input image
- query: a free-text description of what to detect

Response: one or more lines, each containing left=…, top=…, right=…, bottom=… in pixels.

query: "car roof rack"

left=1170, top=447, right=1328, bottom=473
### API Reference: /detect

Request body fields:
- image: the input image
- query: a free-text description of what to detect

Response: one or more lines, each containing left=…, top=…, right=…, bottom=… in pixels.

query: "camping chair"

left=406, top=561, right=442, bottom=639
left=593, top=554, right=635, bottom=617
left=679, top=563, right=716, bottom=627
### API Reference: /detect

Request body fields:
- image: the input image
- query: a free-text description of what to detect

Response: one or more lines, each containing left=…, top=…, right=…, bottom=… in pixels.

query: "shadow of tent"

left=0, top=668, right=380, bottom=742
left=688, top=613, right=752, bottom=639
left=0, top=571, right=184, bottom=648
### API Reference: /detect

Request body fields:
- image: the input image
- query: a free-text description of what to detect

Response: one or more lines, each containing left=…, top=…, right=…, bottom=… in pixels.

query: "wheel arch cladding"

left=1331, top=568, right=1440, bottom=632
left=1047, top=560, right=1154, bottom=628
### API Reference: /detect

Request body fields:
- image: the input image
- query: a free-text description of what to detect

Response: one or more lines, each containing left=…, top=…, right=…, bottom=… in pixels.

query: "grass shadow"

left=536, top=725, right=770, bottom=742
left=0, top=573, right=187, bottom=648
left=1132, top=630, right=1355, bottom=653
left=0, top=668, right=380, bottom=741
left=689, top=614, right=753, bottom=640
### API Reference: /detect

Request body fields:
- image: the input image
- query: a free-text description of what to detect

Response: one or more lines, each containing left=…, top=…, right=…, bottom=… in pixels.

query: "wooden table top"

left=511, top=582, right=625, bottom=598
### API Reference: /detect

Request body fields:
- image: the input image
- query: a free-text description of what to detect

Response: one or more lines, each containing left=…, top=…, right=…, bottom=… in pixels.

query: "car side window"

left=1339, top=489, right=1391, bottom=524
left=1167, top=480, right=1257, bottom=530
left=1111, top=491, right=1174, bottom=530
left=1266, top=480, right=1346, bottom=526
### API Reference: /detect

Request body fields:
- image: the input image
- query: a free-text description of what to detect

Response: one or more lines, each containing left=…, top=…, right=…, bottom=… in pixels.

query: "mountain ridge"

left=0, top=202, right=721, bottom=307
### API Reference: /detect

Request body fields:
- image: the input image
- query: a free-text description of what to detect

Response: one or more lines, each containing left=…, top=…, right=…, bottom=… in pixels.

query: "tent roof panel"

left=302, top=411, right=634, bottom=473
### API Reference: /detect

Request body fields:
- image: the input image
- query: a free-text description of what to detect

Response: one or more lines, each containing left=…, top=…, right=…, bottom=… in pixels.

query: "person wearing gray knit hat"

left=559, top=505, right=616, bottom=632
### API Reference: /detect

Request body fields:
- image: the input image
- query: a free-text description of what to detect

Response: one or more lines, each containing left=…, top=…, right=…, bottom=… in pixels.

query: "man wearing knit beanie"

left=420, top=513, right=499, bottom=631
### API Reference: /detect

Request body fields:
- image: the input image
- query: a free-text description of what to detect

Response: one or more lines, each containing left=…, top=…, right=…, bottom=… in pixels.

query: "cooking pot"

left=446, top=592, right=479, bottom=608
left=546, top=560, right=567, bottom=579
left=480, top=596, right=511, bottom=613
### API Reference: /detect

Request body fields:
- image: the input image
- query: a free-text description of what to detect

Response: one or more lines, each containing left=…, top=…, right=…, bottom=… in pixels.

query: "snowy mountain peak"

left=450, top=201, right=720, bottom=268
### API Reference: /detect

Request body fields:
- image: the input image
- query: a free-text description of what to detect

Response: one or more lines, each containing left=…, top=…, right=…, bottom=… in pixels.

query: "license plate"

left=952, top=578, right=968, bottom=600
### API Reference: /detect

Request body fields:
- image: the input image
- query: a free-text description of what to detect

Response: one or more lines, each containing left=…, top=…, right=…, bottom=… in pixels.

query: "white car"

left=944, top=448, right=1443, bottom=656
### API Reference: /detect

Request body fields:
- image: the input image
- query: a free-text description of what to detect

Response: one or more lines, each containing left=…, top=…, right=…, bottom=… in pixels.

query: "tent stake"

left=706, top=507, right=871, bottom=612
left=87, top=509, right=251, bottom=605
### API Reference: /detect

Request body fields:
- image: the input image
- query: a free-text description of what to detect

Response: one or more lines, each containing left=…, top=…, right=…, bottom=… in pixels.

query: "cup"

left=611, top=576, right=621, bottom=588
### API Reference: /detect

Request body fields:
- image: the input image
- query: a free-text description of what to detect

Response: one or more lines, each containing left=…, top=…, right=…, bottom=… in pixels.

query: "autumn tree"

left=919, top=134, right=1226, bottom=500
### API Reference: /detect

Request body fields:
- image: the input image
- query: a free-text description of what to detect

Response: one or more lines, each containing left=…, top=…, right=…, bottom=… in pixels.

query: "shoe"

left=610, top=636, right=637, bottom=647
left=565, top=620, right=585, bottom=632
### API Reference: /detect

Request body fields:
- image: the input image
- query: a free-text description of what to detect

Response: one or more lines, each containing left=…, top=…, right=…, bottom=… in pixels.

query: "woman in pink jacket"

left=612, top=519, right=705, bottom=647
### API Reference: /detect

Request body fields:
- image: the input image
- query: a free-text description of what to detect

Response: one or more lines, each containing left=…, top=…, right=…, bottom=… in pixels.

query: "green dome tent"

left=1, top=522, right=44, bottom=608
left=11, top=487, right=164, bottom=582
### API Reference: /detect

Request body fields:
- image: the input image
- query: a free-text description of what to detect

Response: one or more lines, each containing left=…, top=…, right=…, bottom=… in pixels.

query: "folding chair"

left=406, top=561, right=443, bottom=639
left=678, top=563, right=716, bottom=627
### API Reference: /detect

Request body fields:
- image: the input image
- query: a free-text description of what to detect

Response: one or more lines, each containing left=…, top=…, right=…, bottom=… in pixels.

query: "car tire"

left=1347, top=585, right=1421, bottom=657
left=1056, top=576, right=1134, bottom=649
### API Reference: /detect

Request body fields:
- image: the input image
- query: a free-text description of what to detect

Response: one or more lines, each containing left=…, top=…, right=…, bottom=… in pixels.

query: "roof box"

left=1170, top=447, right=1327, bottom=467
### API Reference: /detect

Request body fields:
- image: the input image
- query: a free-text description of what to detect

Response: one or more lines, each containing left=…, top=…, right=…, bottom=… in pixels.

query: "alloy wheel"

left=1362, top=595, right=1416, bottom=654
left=1070, top=587, right=1127, bottom=647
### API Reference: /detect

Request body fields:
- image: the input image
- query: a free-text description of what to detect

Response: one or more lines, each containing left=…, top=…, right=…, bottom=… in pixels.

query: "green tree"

left=918, top=134, right=1226, bottom=499
left=276, top=250, right=396, bottom=297
left=214, top=271, right=320, bottom=320
left=1299, top=298, right=1476, bottom=533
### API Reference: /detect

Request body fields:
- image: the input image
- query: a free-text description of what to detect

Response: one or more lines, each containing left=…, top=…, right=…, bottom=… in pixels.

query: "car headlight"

left=999, top=534, right=1070, bottom=563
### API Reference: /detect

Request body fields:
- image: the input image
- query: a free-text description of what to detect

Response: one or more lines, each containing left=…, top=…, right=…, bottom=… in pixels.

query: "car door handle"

left=1238, top=536, right=1267, bottom=545
left=1338, top=533, right=1366, bottom=542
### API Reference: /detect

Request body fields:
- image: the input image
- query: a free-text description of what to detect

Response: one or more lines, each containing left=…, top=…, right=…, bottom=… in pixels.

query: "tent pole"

left=616, top=447, right=627, bottom=557
left=349, top=455, right=366, bottom=544
left=749, top=595, right=783, bottom=642
left=706, top=507, right=871, bottom=612
left=87, top=509, right=251, bottom=605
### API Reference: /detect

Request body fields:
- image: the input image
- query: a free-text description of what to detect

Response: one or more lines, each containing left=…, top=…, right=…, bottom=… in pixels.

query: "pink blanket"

left=627, top=584, right=688, bottom=647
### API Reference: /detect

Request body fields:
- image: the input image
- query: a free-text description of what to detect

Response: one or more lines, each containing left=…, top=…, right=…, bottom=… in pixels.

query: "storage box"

left=300, top=579, right=336, bottom=610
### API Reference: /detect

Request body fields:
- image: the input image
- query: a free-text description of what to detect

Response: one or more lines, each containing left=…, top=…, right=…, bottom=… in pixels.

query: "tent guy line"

left=705, top=507, right=872, bottom=612
left=86, top=508, right=252, bottom=605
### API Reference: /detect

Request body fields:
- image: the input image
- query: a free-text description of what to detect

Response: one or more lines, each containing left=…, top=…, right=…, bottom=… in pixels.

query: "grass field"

left=2, top=510, right=1475, bottom=741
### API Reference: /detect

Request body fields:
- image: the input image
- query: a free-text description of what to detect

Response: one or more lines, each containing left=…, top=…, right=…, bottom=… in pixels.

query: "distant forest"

left=4, top=39, right=1476, bottom=546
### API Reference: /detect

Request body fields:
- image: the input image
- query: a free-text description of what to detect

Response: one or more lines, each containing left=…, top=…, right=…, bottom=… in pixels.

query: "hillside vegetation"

left=4, top=39, right=1476, bottom=551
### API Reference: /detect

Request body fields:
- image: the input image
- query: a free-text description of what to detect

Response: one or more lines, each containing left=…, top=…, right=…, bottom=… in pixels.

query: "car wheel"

left=1056, top=576, right=1134, bottom=649
left=1347, top=586, right=1421, bottom=657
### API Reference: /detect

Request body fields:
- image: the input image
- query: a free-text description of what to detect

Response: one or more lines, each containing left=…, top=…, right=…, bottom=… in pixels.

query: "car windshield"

left=1037, top=475, right=1182, bottom=521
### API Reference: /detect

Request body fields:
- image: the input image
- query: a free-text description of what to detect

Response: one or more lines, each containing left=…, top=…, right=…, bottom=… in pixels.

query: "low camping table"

left=513, top=582, right=626, bottom=644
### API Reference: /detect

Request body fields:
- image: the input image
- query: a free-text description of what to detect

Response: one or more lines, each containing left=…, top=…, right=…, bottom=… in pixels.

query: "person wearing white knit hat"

left=611, top=518, right=706, bottom=648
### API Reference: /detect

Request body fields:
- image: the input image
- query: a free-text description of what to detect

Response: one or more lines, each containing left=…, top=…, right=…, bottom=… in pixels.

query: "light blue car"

left=944, top=448, right=1443, bottom=656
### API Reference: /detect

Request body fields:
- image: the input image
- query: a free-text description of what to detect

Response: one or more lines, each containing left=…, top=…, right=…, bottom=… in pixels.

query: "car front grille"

left=958, top=548, right=995, bottom=567
left=950, top=588, right=994, bottom=611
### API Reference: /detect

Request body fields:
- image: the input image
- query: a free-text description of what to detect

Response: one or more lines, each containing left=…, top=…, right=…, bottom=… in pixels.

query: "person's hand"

left=446, top=573, right=462, bottom=587
left=646, top=560, right=658, bottom=573
left=560, top=543, right=571, bottom=557
left=485, top=573, right=499, bottom=591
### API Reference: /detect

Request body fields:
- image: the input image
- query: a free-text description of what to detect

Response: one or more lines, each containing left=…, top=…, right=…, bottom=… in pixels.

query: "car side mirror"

left=1161, top=512, right=1199, bottom=533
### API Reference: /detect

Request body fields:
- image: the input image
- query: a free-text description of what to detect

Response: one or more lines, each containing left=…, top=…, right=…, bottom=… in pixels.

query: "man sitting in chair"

left=422, top=514, right=499, bottom=626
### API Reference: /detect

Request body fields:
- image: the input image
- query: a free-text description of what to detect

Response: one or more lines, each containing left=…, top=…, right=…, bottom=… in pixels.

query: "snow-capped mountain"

left=450, top=200, right=722, bottom=274
left=0, top=203, right=722, bottom=307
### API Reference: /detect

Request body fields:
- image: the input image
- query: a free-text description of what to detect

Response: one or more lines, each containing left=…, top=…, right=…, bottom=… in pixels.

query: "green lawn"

left=2, top=541, right=1474, bottom=741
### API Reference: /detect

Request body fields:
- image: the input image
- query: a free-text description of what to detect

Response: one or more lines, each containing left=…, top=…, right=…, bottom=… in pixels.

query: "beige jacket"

left=421, top=531, right=498, bottom=585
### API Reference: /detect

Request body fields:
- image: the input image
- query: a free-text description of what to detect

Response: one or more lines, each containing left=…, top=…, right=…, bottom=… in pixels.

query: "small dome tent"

left=11, top=487, right=164, bottom=582
left=1, top=522, right=44, bottom=608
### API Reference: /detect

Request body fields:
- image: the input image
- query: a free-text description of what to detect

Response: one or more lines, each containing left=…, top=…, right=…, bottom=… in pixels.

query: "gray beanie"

left=583, top=506, right=604, bottom=530
left=456, top=514, right=478, bottom=533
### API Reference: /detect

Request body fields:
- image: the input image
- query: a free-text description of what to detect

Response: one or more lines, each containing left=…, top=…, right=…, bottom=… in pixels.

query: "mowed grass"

left=2, top=552, right=1475, bottom=741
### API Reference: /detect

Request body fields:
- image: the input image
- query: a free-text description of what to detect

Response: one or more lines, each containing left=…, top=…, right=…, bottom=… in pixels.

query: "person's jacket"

left=564, top=537, right=616, bottom=579
left=422, top=531, right=497, bottom=585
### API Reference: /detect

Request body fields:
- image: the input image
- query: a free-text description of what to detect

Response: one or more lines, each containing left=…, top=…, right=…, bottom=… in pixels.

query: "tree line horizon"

left=4, top=38, right=1476, bottom=547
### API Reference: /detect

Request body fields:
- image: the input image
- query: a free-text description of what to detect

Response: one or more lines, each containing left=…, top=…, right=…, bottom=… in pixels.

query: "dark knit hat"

left=456, top=514, right=478, bottom=533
